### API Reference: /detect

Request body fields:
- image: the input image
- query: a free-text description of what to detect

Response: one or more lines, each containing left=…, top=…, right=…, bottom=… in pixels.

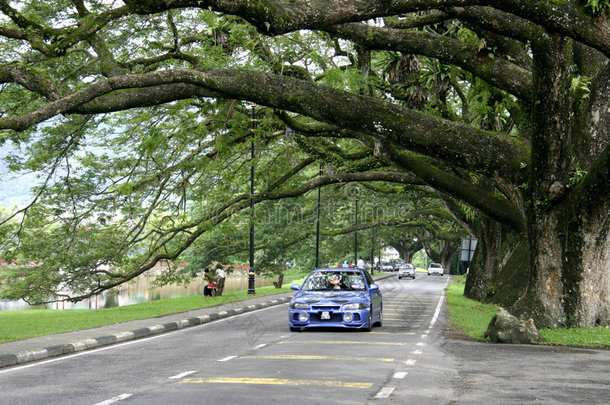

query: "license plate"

left=321, top=311, right=330, bottom=320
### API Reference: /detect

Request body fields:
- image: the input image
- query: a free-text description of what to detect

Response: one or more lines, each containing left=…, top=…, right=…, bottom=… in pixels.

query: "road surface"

left=1, top=274, right=608, bottom=404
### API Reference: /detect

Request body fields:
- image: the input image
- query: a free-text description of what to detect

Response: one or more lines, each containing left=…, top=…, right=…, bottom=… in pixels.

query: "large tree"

left=0, top=1, right=608, bottom=328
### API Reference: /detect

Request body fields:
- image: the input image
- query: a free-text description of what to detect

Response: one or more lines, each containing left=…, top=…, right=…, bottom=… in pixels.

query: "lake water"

left=0, top=271, right=275, bottom=311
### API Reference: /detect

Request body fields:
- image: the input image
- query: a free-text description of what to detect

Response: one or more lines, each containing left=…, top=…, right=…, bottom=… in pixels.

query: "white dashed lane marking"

left=92, top=393, right=133, bottom=405
left=374, top=386, right=395, bottom=399
left=169, top=371, right=196, bottom=379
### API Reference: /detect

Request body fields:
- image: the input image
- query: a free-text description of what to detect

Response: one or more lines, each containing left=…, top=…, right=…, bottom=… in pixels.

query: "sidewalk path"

left=0, top=272, right=394, bottom=369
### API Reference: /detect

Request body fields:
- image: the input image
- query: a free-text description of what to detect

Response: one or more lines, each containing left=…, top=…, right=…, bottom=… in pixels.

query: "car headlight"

left=343, top=303, right=366, bottom=310
left=290, top=302, right=310, bottom=309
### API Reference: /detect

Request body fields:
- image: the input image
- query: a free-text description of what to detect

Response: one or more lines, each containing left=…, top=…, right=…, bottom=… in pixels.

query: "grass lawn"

left=446, top=276, right=610, bottom=348
left=0, top=284, right=293, bottom=344
left=539, top=326, right=610, bottom=347
left=0, top=267, right=315, bottom=344
left=445, top=276, right=499, bottom=340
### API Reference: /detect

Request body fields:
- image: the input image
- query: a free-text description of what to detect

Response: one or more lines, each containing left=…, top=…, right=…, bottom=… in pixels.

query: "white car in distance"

left=427, top=263, right=444, bottom=276
left=398, top=263, right=415, bottom=279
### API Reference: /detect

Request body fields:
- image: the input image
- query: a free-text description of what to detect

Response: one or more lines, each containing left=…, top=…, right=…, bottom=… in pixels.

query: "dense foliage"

left=0, top=1, right=608, bottom=327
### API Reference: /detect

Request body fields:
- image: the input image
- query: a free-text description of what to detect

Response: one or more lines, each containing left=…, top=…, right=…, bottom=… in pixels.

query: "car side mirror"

left=369, top=283, right=379, bottom=291
left=291, top=284, right=300, bottom=291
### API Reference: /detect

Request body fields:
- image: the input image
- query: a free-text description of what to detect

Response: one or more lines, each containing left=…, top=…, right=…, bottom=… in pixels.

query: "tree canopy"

left=0, top=1, right=609, bottom=328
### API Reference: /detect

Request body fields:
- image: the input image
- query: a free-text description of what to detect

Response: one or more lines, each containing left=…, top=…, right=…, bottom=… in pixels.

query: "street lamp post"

left=371, top=225, right=375, bottom=274
left=371, top=197, right=376, bottom=274
left=354, top=186, right=359, bottom=265
left=315, top=163, right=322, bottom=269
left=248, top=105, right=258, bottom=295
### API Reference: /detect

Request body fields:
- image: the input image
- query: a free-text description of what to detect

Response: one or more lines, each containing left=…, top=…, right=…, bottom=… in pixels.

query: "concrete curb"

left=0, top=296, right=292, bottom=369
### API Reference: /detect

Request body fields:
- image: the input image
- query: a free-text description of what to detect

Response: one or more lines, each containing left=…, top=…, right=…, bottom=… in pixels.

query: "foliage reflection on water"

left=0, top=271, right=273, bottom=311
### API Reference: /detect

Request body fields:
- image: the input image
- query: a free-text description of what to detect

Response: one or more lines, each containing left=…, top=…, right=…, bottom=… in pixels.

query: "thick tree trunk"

left=513, top=203, right=610, bottom=327
left=464, top=220, right=500, bottom=302
left=512, top=35, right=572, bottom=328
left=512, top=37, right=610, bottom=328
left=464, top=216, right=526, bottom=305
left=572, top=213, right=610, bottom=326
left=464, top=214, right=529, bottom=307
left=572, top=63, right=610, bottom=327
left=513, top=210, right=569, bottom=327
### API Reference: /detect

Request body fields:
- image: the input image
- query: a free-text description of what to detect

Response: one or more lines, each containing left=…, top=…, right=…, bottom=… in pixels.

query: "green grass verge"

left=0, top=284, right=292, bottom=344
left=445, top=276, right=498, bottom=340
left=539, top=327, right=610, bottom=347
left=446, top=276, right=610, bottom=348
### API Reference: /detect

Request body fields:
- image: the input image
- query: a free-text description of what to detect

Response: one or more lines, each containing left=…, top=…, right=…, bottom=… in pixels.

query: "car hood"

left=293, top=290, right=370, bottom=303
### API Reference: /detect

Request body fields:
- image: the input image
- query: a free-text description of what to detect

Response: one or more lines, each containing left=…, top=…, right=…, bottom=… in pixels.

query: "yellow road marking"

left=382, top=324, right=421, bottom=327
left=384, top=305, right=433, bottom=308
left=384, top=300, right=436, bottom=302
left=385, top=311, right=430, bottom=314
left=179, top=377, right=372, bottom=389
left=384, top=317, right=428, bottom=321
left=370, top=331, right=415, bottom=335
left=385, top=311, right=431, bottom=313
left=384, top=299, right=437, bottom=301
left=384, top=312, right=431, bottom=315
left=384, top=305, right=431, bottom=307
left=278, top=340, right=406, bottom=346
left=241, top=354, right=394, bottom=362
left=384, top=304, right=435, bottom=307
left=384, top=308, right=430, bottom=310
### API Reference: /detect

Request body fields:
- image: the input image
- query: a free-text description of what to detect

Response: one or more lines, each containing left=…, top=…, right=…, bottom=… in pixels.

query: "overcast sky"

left=0, top=146, right=36, bottom=208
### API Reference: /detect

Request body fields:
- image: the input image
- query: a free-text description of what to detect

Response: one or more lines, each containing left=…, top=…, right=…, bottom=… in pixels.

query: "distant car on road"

left=390, top=259, right=405, bottom=271
left=380, top=261, right=394, bottom=272
left=427, top=263, right=444, bottom=276
left=398, top=263, right=415, bottom=279
left=288, top=268, right=383, bottom=332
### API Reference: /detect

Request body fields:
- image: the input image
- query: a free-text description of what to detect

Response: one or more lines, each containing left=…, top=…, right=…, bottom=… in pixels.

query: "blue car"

left=289, top=268, right=382, bottom=331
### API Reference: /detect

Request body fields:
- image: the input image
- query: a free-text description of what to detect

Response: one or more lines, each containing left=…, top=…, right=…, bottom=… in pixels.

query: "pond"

left=0, top=270, right=274, bottom=311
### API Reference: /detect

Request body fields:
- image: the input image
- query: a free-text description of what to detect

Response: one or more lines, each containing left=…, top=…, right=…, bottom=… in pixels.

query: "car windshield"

left=301, top=271, right=366, bottom=291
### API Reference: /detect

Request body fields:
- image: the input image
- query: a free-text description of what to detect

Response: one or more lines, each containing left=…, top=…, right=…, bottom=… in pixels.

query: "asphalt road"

left=1, top=273, right=608, bottom=404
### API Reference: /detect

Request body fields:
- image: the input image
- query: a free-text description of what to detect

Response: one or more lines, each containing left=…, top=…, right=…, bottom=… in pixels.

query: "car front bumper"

left=289, top=307, right=371, bottom=329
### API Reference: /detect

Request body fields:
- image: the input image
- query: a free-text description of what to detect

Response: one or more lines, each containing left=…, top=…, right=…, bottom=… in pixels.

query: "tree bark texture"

left=511, top=35, right=610, bottom=327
